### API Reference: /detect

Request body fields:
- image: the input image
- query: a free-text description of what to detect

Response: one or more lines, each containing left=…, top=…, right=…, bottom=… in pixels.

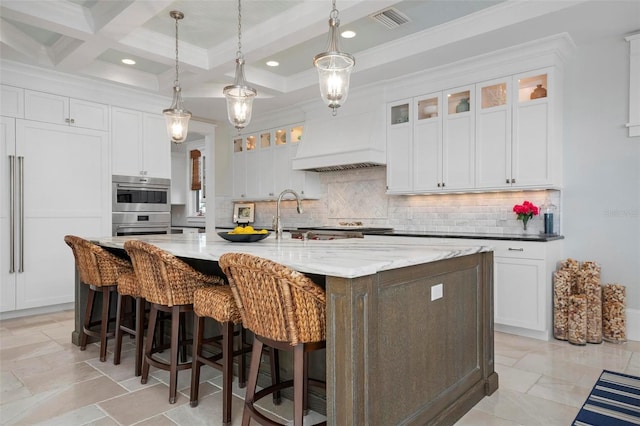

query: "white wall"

left=563, top=34, right=639, bottom=318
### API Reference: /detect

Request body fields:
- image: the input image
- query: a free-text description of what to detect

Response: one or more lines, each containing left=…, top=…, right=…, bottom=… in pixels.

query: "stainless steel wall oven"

left=112, top=175, right=171, bottom=236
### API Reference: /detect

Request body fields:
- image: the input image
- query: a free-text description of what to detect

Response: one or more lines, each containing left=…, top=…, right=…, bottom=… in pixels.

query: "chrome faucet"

left=273, top=189, right=303, bottom=239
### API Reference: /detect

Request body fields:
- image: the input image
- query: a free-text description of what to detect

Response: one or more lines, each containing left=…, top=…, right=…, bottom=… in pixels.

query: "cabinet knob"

left=442, top=182, right=445, bottom=187
left=511, top=178, right=516, bottom=184
left=70, top=118, right=75, bottom=124
left=437, top=183, right=441, bottom=187
left=506, top=179, right=510, bottom=184
left=65, top=118, right=70, bottom=123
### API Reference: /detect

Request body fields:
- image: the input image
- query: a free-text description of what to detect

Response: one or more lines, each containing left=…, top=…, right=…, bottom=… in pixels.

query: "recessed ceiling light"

left=121, top=58, right=136, bottom=65
left=266, top=60, right=279, bottom=67
left=341, top=30, right=356, bottom=39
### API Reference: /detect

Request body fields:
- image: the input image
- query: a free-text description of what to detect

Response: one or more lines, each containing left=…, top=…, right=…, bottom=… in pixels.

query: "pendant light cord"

left=174, top=14, right=180, bottom=86
left=236, top=0, right=243, bottom=60
left=331, top=0, right=338, bottom=19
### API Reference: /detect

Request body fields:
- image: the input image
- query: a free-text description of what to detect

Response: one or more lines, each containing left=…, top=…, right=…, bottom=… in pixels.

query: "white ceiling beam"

left=0, top=1, right=94, bottom=37
left=0, top=17, right=54, bottom=66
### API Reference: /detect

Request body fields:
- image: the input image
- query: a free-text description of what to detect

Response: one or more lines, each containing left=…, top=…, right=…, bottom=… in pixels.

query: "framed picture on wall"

left=233, top=202, right=255, bottom=224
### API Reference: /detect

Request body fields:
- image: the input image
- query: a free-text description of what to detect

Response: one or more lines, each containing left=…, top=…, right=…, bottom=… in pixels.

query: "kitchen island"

left=76, top=233, right=498, bottom=425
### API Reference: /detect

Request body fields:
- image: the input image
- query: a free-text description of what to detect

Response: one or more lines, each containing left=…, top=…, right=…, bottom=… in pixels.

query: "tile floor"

left=0, top=309, right=638, bottom=425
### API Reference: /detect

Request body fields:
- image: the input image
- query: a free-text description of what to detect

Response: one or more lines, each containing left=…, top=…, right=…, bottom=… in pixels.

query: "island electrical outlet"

left=431, top=283, right=443, bottom=301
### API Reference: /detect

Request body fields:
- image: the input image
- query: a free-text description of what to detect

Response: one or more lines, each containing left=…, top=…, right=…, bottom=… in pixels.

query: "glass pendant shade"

left=163, top=84, right=191, bottom=143
left=313, top=11, right=355, bottom=115
left=224, top=57, right=256, bottom=130
left=164, top=10, right=191, bottom=143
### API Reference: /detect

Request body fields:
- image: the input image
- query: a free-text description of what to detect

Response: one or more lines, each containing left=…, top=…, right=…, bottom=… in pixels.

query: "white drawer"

left=489, top=240, right=546, bottom=260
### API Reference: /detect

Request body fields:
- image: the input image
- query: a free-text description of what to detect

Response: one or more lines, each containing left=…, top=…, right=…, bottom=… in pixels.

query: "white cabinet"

left=492, top=240, right=562, bottom=340
left=386, top=99, right=412, bottom=193
left=439, top=237, right=562, bottom=341
left=386, top=86, right=475, bottom=193
left=171, top=152, right=187, bottom=204
left=24, top=90, right=109, bottom=131
left=111, top=107, right=171, bottom=179
left=232, top=137, right=247, bottom=199
left=1, top=117, right=110, bottom=313
left=476, top=69, right=557, bottom=189
left=1, top=85, right=24, bottom=118
left=232, top=124, right=320, bottom=200
left=388, top=67, right=560, bottom=194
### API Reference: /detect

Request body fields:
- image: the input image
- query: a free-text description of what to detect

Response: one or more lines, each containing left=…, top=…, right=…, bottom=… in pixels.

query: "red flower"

left=513, top=200, right=539, bottom=223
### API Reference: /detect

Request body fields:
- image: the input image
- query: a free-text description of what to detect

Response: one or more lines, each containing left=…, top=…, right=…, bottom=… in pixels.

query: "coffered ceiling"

left=1, top=0, right=638, bottom=124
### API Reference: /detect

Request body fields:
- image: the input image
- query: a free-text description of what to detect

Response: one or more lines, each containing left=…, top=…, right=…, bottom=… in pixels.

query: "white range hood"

left=292, top=107, right=387, bottom=172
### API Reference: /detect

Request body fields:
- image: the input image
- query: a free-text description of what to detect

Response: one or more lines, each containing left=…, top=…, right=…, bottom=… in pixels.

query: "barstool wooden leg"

left=238, top=327, right=247, bottom=388
left=190, top=314, right=204, bottom=407
left=141, top=305, right=158, bottom=384
left=80, top=287, right=95, bottom=351
left=243, top=338, right=264, bottom=426
left=134, top=297, right=144, bottom=376
left=222, top=321, right=233, bottom=426
left=293, top=345, right=304, bottom=426
left=270, top=348, right=282, bottom=404
left=303, top=351, right=309, bottom=416
left=169, top=305, right=180, bottom=404
left=99, top=287, right=112, bottom=362
left=114, top=293, right=125, bottom=365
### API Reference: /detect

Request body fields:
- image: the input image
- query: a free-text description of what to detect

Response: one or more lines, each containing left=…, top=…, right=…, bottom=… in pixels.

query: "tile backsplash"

left=215, top=167, right=561, bottom=235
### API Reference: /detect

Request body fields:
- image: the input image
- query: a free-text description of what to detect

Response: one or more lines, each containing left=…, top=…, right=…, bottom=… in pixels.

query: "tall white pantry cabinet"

left=1, top=87, right=110, bottom=313
left=1, top=76, right=169, bottom=314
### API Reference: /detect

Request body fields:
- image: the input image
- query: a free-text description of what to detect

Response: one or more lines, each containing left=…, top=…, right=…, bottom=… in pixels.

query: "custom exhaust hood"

left=292, top=108, right=386, bottom=172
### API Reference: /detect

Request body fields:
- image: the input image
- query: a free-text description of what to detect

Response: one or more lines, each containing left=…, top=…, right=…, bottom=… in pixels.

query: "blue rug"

left=573, top=370, right=640, bottom=425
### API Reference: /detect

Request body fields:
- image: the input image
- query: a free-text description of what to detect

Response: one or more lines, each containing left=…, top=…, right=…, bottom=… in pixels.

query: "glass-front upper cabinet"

left=417, top=96, right=439, bottom=120
left=447, top=89, right=472, bottom=115
left=274, top=128, right=287, bottom=146
left=246, top=135, right=257, bottom=151
left=390, top=102, right=410, bottom=125
left=518, top=73, right=548, bottom=102
left=480, top=82, right=508, bottom=109
left=260, top=132, right=271, bottom=149
left=290, top=125, right=303, bottom=144
left=233, top=137, right=243, bottom=152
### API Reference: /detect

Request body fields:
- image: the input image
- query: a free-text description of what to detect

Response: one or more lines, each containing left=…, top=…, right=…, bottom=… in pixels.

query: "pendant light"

left=163, top=10, right=191, bottom=143
left=313, top=0, right=355, bottom=116
left=224, top=0, right=257, bottom=130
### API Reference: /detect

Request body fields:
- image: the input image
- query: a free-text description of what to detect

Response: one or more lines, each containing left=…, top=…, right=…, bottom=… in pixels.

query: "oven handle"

left=115, top=183, right=170, bottom=191
left=115, top=224, right=170, bottom=231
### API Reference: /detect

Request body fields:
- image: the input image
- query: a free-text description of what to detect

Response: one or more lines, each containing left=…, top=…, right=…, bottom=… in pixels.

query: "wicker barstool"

left=64, top=235, right=133, bottom=362
left=219, top=253, right=327, bottom=426
left=123, top=240, right=225, bottom=404
left=113, top=271, right=145, bottom=376
left=190, top=285, right=246, bottom=425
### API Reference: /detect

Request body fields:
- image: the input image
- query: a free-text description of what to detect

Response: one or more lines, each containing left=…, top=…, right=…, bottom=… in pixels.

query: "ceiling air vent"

left=369, top=7, right=410, bottom=29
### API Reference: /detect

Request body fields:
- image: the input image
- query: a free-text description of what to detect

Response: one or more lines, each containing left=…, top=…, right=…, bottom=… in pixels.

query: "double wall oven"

left=112, top=175, right=171, bottom=236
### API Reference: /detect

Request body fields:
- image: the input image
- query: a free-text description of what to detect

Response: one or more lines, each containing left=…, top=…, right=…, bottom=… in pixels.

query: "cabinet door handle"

left=65, top=118, right=70, bottom=123
left=9, top=155, right=15, bottom=273
left=508, top=248, right=524, bottom=251
left=18, top=156, right=24, bottom=272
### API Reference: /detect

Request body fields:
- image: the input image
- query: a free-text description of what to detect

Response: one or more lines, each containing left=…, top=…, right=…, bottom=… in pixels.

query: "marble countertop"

left=92, top=233, right=490, bottom=279
left=383, top=230, right=564, bottom=242
left=217, top=225, right=564, bottom=242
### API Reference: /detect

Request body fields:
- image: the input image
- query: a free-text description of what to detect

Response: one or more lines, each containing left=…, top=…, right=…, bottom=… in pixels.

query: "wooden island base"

left=327, top=252, right=498, bottom=425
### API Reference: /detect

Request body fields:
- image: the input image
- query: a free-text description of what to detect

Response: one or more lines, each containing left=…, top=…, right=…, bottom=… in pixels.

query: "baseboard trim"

left=0, top=303, right=74, bottom=321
